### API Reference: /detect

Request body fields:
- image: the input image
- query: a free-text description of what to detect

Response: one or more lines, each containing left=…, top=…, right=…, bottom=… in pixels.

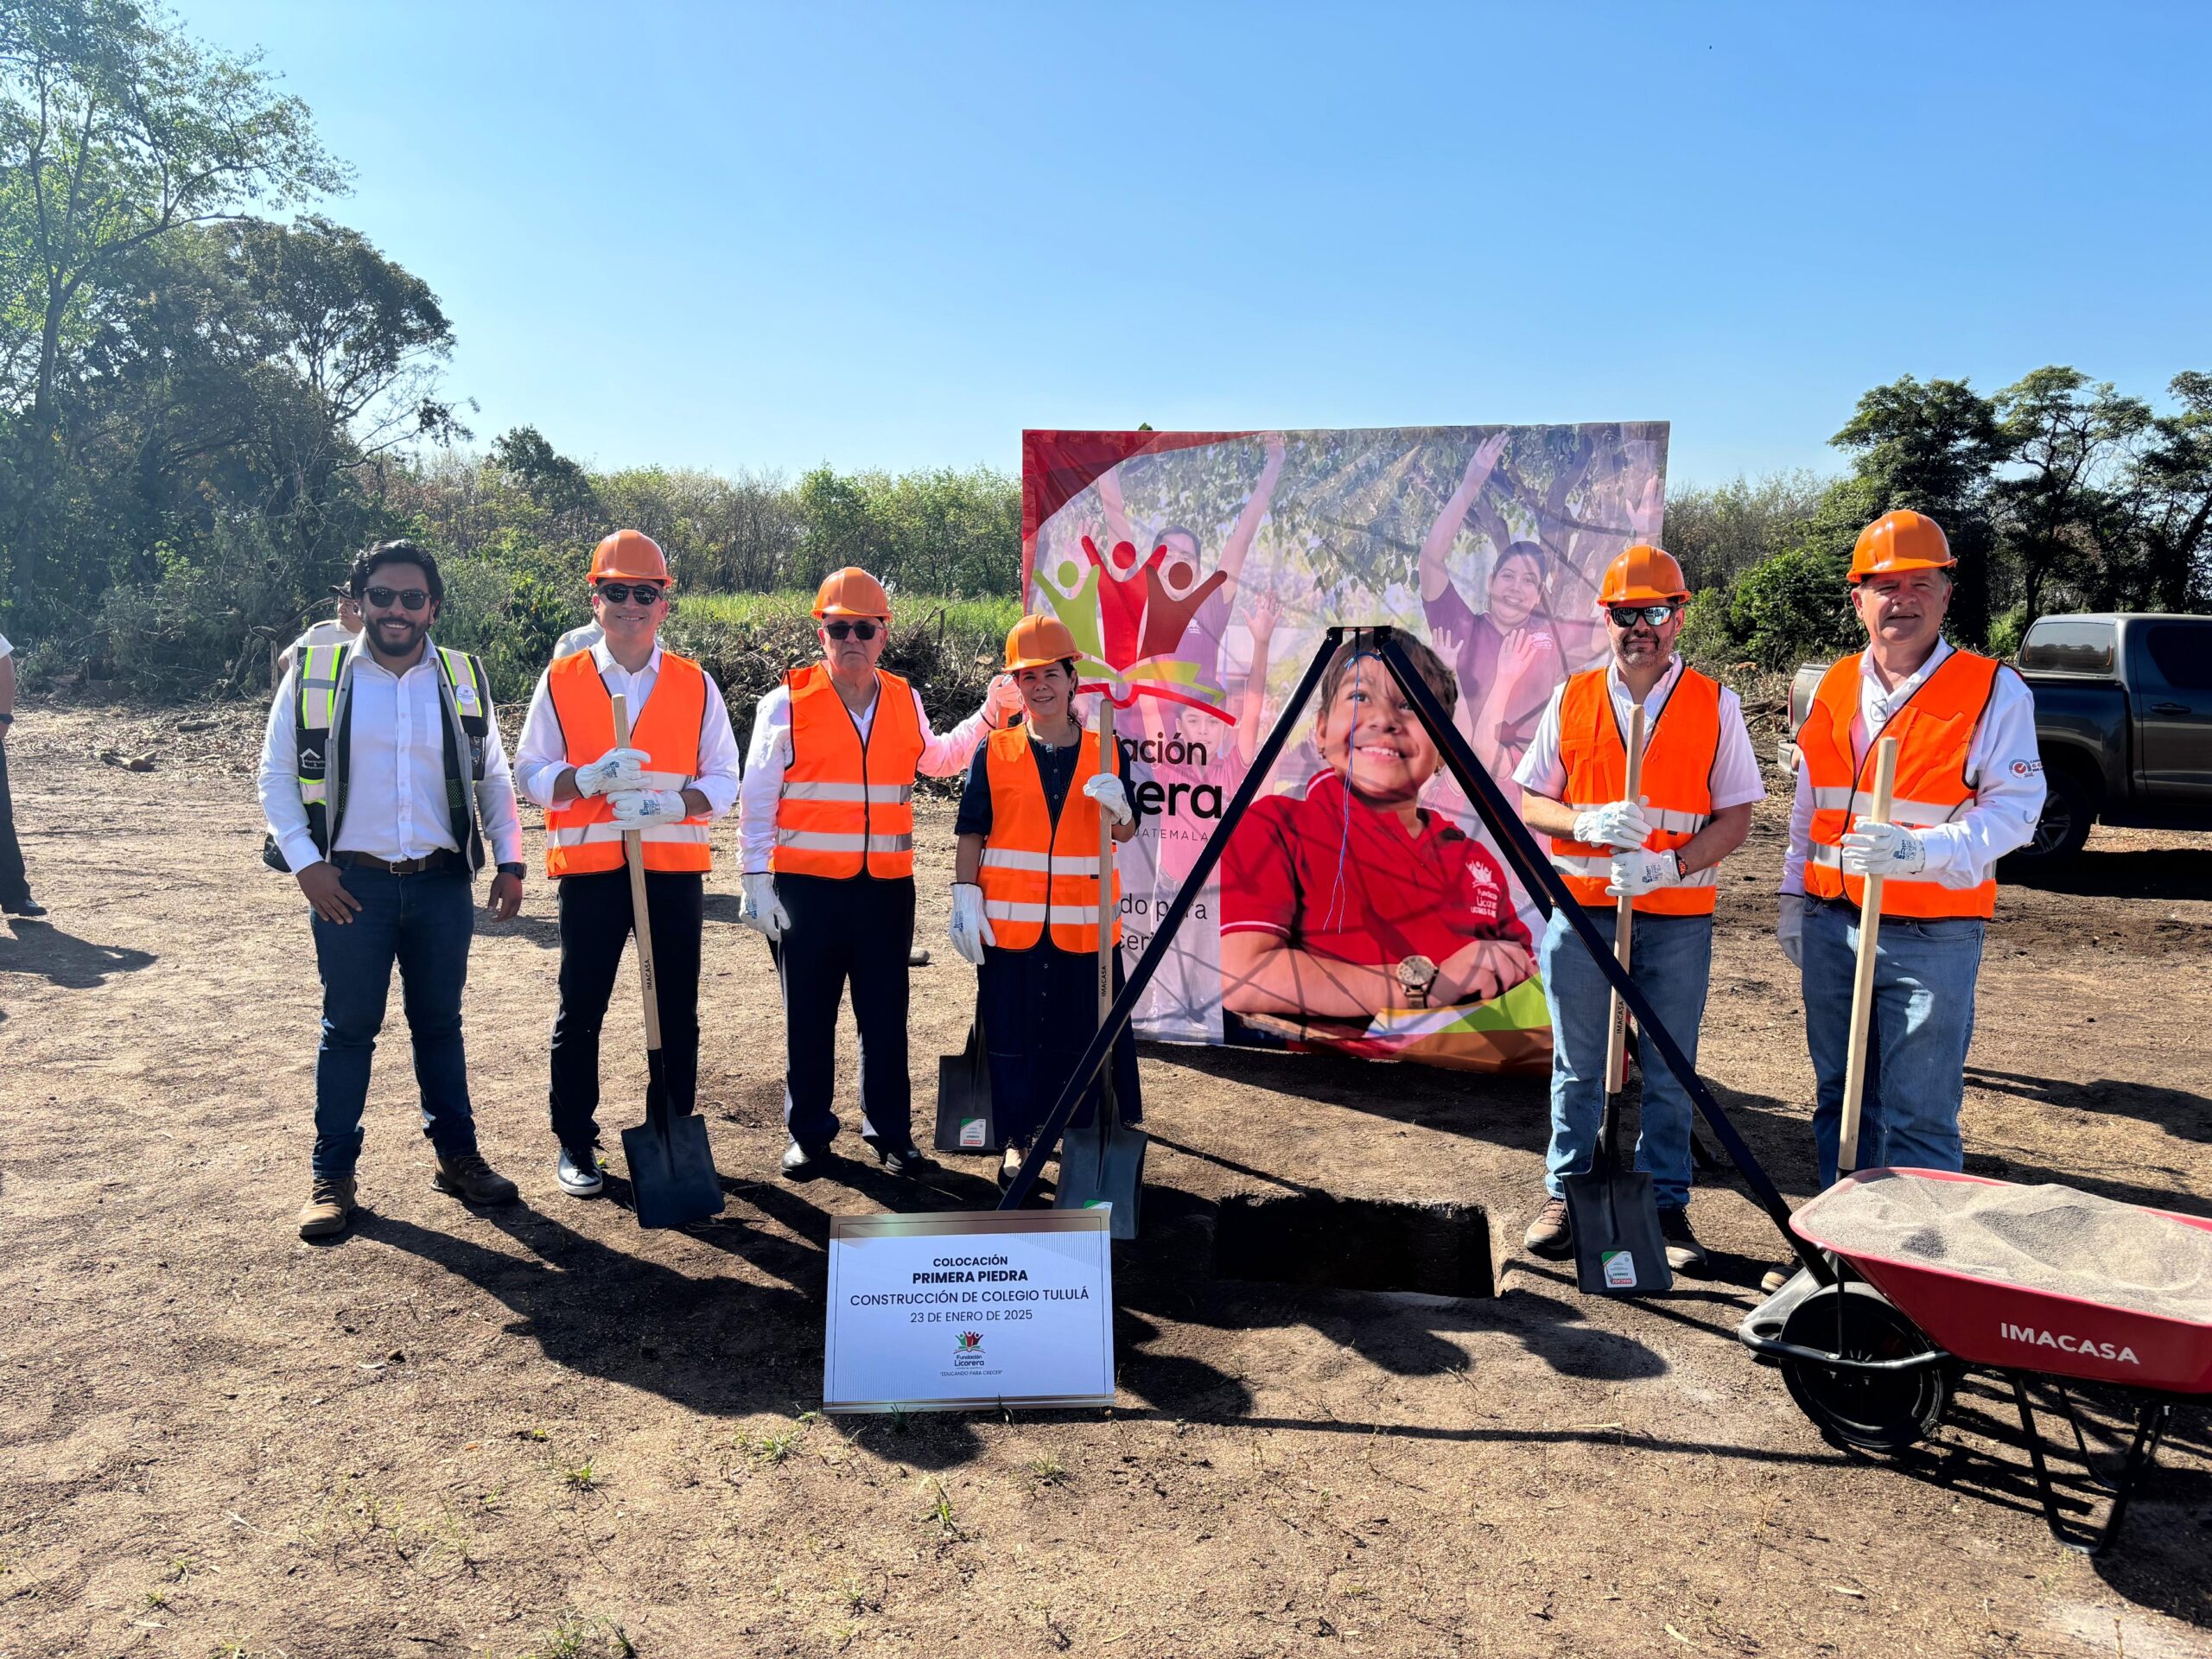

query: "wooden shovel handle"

left=1605, top=703, right=1646, bottom=1096
left=611, top=694, right=662, bottom=1052
left=1096, top=700, right=1116, bottom=1026
left=1837, top=735, right=1898, bottom=1175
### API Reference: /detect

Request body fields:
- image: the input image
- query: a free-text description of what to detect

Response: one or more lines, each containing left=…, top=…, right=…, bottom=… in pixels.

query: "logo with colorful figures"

left=1032, top=534, right=1234, bottom=720
left=954, top=1331, right=983, bottom=1353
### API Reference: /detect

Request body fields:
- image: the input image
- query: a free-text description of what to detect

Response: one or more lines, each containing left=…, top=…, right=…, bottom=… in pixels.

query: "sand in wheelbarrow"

left=1812, top=1173, right=2212, bottom=1322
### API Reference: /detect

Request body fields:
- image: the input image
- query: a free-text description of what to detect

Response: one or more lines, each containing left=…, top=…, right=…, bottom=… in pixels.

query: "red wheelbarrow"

left=1739, top=1169, right=2212, bottom=1554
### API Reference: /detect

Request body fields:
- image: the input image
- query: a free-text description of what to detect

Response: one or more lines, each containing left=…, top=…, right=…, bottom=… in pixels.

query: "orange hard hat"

left=813, top=566, right=891, bottom=620
left=1004, top=613, right=1079, bottom=671
left=588, top=529, right=670, bottom=584
left=1598, top=543, right=1690, bottom=607
left=1849, top=510, right=1954, bottom=583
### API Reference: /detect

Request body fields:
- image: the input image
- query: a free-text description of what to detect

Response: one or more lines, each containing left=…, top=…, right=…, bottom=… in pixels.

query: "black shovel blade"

left=1563, top=1163, right=1674, bottom=1296
left=932, top=1025, right=998, bottom=1154
left=1053, top=1112, right=1147, bottom=1239
left=623, top=1086, right=725, bottom=1230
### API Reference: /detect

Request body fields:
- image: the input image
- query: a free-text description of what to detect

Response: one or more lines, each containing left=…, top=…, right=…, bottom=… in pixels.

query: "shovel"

left=932, top=1008, right=1000, bottom=1154
left=1837, top=736, right=1900, bottom=1178
left=610, top=693, right=725, bottom=1230
left=1057, top=700, right=1147, bottom=1238
left=1566, top=702, right=1671, bottom=1295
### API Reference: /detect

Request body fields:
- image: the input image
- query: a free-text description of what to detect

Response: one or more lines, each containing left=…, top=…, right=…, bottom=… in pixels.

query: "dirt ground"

left=3, top=700, right=2209, bottom=1659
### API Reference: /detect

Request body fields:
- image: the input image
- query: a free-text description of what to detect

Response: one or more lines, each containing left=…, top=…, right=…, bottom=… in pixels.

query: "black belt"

left=334, top=849, right=461, bottom=875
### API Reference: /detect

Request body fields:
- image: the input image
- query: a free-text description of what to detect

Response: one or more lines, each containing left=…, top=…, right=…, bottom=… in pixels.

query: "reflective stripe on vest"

left=974, top=724, right=1121, bottom=953
left=542, top=648, right=713, bottom=878
left=1548, top=666, right=1723, bottom=915
left=772, top=664, right=926, bottom=880
left=294, top=643, right=486, bottom=866
left=1798, top=649, right=2002, bottom=919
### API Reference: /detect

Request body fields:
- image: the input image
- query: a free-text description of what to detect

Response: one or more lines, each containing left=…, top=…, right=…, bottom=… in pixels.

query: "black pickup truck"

left=1783, top=613, right=2212, bottom=867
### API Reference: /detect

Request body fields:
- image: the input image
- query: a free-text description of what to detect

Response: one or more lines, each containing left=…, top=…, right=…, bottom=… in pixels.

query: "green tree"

left=1991, top=365, right=2150, bottom=621
left=1, top=0, right=344, bottom=617
left=1830, top=375, right=2011, bottom=645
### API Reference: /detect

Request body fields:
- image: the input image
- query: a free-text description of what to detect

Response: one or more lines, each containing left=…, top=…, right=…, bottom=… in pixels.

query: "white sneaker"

left=556, top=1146, right=605, bottom=1198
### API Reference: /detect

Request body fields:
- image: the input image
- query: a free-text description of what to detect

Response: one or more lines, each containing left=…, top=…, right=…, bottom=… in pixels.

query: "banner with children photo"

left=1020, top=423, right=1669, bottom=1074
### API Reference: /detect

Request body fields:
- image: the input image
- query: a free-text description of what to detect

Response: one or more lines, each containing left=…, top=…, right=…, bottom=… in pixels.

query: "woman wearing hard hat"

left=948, top=615, right=1141, bottom=1186
left=737, top=567, right=1022, bottom=1181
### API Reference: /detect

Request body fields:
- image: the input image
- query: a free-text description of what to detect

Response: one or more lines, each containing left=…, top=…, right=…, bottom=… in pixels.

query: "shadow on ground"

left=0, top=920, right=156, bottom=988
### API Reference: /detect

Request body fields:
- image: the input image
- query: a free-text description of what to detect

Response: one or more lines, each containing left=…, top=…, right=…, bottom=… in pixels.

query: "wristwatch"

left=1671, top=849, right=1688, bottom=883
left=497, top=861, right=525, bottom=880
left=1394, top=954, right=1440, bottom=1009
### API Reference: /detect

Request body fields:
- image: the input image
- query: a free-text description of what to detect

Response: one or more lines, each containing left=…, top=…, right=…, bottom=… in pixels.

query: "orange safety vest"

left=1799, top=648, right=2002, bottom=919
left=976, top=726, right=1121, bottom=953
left=1548, top=666, right=1722, bottom=916
left=772, top=664, right=926, bottom=880
left=542, top=649, right=713, bottom=878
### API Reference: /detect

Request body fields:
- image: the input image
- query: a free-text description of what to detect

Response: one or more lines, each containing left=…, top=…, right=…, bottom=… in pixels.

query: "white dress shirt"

left=512, top=639, right=741, bottom=816
left=0, top=631, right=12, bottom=659
left=1515, top=654, right=1767, bottom=810
left=739, top=677, right=995, bottom=874
left=258, top=641, right=524, bottom=873
left=1781, top=639, right=2044, bottom=893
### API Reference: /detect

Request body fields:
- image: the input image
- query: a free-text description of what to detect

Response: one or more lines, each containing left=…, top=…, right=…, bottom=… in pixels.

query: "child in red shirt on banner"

left=1220, top=636, right=1535, bottom=1039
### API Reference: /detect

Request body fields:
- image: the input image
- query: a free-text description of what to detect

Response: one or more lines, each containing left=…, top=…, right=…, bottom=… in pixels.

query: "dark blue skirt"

left=976, top=941, right=1143, bottom=1147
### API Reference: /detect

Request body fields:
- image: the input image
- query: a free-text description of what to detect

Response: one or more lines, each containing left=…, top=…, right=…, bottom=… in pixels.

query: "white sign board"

left=823, top=1209, right=1116, bottom=1413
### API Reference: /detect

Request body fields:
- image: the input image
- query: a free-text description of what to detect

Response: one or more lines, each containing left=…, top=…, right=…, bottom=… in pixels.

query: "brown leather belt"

left=334, top=849, right=461, bottom=875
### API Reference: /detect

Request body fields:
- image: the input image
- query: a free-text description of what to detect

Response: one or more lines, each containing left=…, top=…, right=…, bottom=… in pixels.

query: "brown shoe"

left=298, top=1174, right=357, bottom=1238
left=433, top=1150, right=519, bottom=1205
left=1523, top=1195, right=1573, bottom=1259
left=1657, top=1207, right=1709, bottom=1276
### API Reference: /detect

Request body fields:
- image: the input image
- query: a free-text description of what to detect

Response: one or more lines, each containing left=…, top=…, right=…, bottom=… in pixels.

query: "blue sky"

left=181, top=1, right=2211, bottom=487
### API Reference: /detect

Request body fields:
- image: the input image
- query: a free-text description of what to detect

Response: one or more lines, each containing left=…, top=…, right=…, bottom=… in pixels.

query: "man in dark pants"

left=513, top=531, right=741, bottom=1198
left=257, top=541, right=526, bottom=1238
left=737, top=566, right=1020, bottom=1180
left=0, top=628, right=42, bottom=918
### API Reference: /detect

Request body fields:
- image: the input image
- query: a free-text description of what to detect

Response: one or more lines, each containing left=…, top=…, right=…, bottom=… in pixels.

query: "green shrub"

left=1986, top=605, right=2029, bottom=660
left=1727, top=548, right=1859, bottom=670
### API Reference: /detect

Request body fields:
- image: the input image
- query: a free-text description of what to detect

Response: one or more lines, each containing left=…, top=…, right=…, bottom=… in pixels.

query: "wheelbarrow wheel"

left=1778, top=1281, right=1950, bottom=1455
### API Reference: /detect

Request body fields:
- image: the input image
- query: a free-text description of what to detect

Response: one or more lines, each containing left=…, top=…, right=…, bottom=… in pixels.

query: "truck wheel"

left=2005, top=764, right=2094, bottom=874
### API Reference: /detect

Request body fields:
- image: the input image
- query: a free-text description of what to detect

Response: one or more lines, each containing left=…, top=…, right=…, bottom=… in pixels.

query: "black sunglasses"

left=365, top=586, right=430, bottom=612
left=823, top=620, right=880, bottom=641
left=594, top=582, right=664, bottom=606
left=1607, top=603, right=1679, bottom=628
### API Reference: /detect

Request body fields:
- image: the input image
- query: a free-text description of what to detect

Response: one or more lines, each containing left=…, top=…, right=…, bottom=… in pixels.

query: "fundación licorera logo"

left=954, top=1331, right=983, bottom=1356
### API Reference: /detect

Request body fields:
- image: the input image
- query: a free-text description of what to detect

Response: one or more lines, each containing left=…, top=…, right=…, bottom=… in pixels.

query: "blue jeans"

left=1541, top=906, right=1713, bottom=1211
left=308, top=864, right=480, bottom=1178
left=1802, top=899, right=1984, bottom=1187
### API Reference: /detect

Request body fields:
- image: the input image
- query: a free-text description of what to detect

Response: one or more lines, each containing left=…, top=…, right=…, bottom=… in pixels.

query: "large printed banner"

left=1021, top=424, right=1668, bottom=1073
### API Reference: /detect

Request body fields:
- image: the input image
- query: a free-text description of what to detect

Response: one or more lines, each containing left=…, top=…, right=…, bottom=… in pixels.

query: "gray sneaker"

left=1523, top=1196, right=1573, bottom=1259
left=556, top=1146, right=605, bottom=1198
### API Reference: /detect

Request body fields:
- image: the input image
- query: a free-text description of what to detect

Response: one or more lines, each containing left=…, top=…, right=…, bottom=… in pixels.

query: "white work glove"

left=1605, top=848, right=1680, bottom=899
left=1083, top=772, right=1134, bottom=828
left=1572, top=797, right=1650, bottom=850
left=1777, top=894, right=1806, bottom=968
left=607, top=788, right=687, bottom=826
left=1840, top=817, right=1928, bottom=877
left=983, top=673, right=1025, bottom=729
left=740, top=871, right=791, bottom=941
left=950, top=882, right=995, bottom=965
left=574, top=746, right=649, bottom=797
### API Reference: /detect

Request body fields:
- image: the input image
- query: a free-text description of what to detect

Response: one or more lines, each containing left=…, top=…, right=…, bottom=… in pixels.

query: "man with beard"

left=259, top=540, right=526, bottom=1238
left=1513, top=545, right=1764, bottom=1274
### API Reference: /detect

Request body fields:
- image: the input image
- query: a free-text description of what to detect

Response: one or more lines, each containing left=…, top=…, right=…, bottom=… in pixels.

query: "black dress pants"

left=0, top=740, right=29, bottom=907
left=549, top=868, right=703, bottom=1152
left=775, top=871, right=916, bottom=1148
